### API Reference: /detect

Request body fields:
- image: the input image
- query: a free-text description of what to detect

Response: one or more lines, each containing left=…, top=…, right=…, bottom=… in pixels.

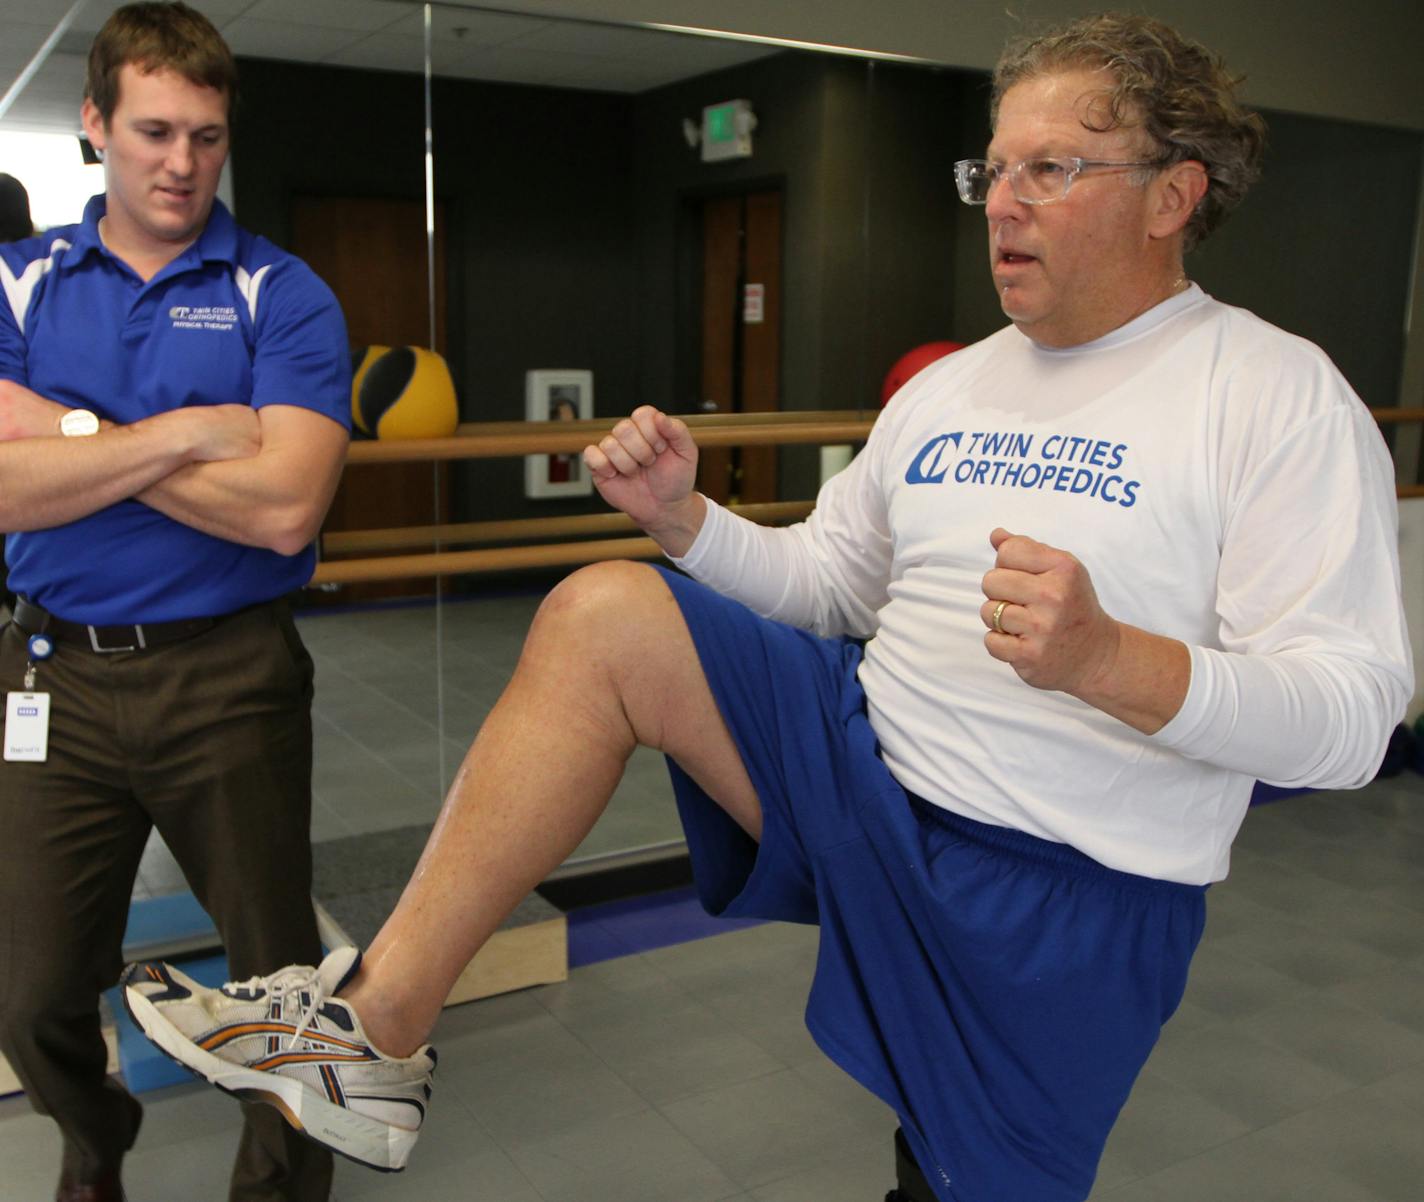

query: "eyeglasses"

left=954, top=157, right=1168, bottom=206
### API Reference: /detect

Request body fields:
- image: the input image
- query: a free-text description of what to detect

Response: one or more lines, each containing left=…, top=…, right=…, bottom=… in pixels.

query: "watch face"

left=60, top=409, right=100, bottom=437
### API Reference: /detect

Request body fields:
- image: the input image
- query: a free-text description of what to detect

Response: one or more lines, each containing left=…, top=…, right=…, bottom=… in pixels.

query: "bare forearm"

left=642, top=492, right=707, bottom=558
left=137, top=406, right=347, bottom=555
left=138, top=460, right=336, bottom=555
left=0, top=424, right=199, bottom=531
left=983, top=530, right=1193, bottom=735
left=1069, top=623, right=1191, bottom=735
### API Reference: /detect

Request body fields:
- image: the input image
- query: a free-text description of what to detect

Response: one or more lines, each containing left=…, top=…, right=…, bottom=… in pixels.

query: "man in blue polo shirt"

left=0, top=4, right=349, bottom=1200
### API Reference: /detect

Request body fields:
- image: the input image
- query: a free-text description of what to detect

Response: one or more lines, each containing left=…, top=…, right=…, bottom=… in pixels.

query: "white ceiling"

left=0, top=0, right=780, bottom=134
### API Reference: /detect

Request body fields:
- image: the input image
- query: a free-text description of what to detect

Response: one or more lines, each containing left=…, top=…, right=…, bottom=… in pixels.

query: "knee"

left=531, top=561, right=671, bottom=645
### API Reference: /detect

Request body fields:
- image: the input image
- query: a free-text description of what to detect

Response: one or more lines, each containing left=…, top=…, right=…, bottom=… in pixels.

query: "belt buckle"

left=87, top=624, right=146, bottom=653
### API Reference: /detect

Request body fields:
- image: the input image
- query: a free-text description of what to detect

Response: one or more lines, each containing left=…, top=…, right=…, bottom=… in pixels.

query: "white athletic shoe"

left=121, top=947, right=435, bottom=1172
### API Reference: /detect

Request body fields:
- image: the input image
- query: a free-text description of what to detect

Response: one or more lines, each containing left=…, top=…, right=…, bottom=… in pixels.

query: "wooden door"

left=697, top=196, right=740, bottom=505
left=695, top=188, right=783, bottom=504
left=738, top=190, right=782, bottom=502
left=290, top=196, right=449, bottom=601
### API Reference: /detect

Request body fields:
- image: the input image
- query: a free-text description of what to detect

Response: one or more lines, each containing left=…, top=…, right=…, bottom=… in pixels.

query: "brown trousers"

left=0, top=600, right=333, bottom=1200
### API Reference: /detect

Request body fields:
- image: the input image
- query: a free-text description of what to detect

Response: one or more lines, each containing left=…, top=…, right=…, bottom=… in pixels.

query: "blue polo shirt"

left=0, top=196, right=350, bottom=623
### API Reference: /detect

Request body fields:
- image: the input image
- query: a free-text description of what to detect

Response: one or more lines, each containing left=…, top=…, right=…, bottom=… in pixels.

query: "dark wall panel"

left=861, top=63, right=968, bottom=408
left=232, top=57, right=637, bottom=523
left=1190, top=111, right=1421, bottom=409
left=231, top=58, right=427, bottom=246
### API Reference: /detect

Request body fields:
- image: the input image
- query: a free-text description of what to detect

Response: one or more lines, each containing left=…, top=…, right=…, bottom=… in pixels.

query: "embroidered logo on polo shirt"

left=169, top=304, right=238, bottom=332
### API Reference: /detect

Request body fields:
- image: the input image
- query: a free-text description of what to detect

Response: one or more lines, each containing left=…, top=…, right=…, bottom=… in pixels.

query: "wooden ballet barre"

left=322, top=500, right=814, bottom=556
left=310, top=536, right=663, bottom=585
left=343, top=411, right=876, bottom=464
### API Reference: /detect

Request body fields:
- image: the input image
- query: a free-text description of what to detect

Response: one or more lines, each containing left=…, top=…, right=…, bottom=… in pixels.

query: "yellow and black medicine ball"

left=350, top=345, right=459, bottom=440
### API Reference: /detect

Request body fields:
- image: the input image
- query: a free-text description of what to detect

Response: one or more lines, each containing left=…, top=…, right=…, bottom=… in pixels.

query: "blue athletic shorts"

left=654, top=566, right=1207, bottom=1202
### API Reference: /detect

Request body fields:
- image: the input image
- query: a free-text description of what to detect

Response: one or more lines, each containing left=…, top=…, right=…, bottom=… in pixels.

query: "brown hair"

left=85, top=2, right=237, bottom=125
left=991, top=12, right=1265, bottom=250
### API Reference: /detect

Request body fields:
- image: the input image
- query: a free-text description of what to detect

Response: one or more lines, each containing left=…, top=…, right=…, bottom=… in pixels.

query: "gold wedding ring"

left=991, top=599, right=1009, bottom=635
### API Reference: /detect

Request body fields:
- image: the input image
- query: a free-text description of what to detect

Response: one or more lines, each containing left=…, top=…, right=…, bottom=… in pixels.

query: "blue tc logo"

left=905, top=432, right=963, bottom=484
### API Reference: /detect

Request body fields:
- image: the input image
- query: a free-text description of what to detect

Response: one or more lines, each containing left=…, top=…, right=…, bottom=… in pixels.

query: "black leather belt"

left=11, top=596, right=222, bottom=654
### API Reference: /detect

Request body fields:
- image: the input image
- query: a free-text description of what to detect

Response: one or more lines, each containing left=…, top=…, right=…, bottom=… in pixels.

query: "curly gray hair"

left=991, top=12, right=1266, bottom=251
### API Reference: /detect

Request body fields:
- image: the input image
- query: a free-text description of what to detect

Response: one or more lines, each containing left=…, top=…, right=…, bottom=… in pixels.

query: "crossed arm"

left=0, top=378, right=348, bottom=556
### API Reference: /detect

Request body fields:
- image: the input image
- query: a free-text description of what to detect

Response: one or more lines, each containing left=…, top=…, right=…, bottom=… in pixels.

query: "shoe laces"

left=230, top=964, right=329, bottom=1050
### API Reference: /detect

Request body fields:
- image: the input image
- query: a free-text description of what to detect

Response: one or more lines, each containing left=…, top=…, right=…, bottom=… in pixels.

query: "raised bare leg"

left=343, top=560, right=758, bottom=1055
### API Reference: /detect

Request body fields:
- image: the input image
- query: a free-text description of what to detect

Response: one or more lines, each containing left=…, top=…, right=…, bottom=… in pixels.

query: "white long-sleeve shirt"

left=674, top=287, right=1412, bottom=884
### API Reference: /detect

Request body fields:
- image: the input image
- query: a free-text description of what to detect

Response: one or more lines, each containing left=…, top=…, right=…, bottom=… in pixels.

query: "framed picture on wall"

left=524, top=369, right=594, bottom=499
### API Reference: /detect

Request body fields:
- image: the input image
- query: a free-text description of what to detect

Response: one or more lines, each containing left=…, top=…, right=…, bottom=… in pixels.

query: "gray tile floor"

left=297, top=595, right=683, bottom=863
left=4, top=588, right=1424, bottom=1201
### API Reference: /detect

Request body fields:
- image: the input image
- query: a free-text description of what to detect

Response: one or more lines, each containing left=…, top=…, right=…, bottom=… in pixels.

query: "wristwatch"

left=59, top=409, right=100, bottom=437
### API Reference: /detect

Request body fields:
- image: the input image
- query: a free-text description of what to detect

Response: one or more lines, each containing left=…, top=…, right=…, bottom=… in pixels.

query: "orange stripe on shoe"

left=252, top=1051, right=376, bottom=1071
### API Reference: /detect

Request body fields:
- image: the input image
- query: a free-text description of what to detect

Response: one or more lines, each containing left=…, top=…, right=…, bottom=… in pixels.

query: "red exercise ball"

left=881, top=341, right=966, bottom=406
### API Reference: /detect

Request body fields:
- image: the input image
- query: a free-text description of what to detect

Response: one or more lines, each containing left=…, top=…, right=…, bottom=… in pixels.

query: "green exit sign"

left=701, top=99, right=755, bottom=162
left=705, top=102, right=739, bottom=143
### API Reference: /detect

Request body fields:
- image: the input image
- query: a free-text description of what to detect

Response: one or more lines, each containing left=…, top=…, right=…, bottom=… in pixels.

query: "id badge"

left=4, top=691, right=50, bottom=762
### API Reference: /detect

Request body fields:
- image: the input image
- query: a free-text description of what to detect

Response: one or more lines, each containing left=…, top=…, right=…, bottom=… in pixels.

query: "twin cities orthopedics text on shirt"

left=904, top=430, right=1141, bottom=508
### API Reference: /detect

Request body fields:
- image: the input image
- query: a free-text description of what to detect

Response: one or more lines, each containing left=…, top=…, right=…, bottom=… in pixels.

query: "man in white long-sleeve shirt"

left=123, top=13, right=1412, bottom=1201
